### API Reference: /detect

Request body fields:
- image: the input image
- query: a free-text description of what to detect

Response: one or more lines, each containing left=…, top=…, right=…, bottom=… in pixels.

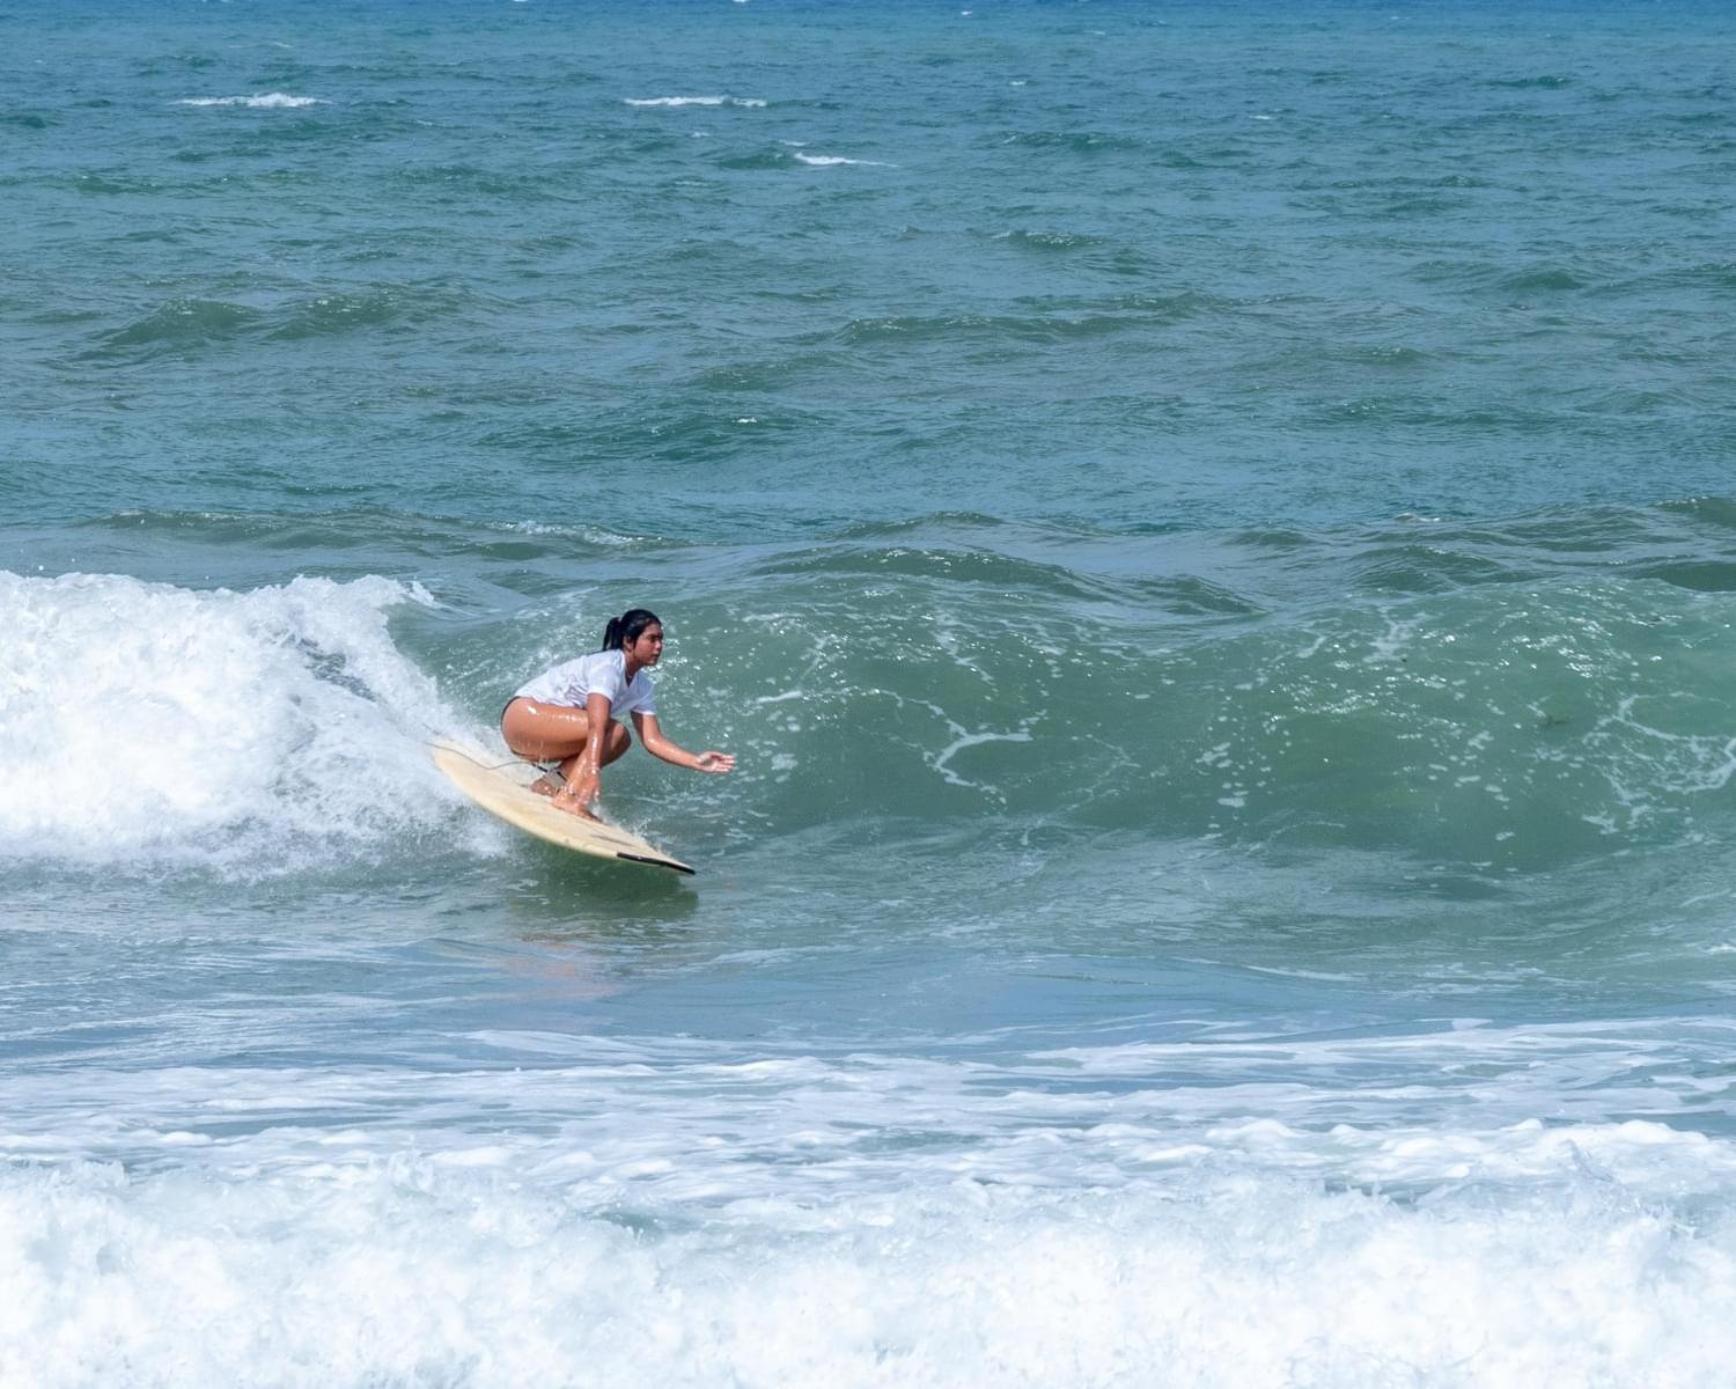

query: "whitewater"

left=6, top=1, right=1736, bottom=1385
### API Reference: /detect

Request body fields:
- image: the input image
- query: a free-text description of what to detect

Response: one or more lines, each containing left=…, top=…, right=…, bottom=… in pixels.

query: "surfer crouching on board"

left=501, top=608, right=735, bottom=820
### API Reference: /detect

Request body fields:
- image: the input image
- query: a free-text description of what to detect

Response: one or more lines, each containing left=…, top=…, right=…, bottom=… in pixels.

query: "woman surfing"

left=501, top=609, right=734, bottom=821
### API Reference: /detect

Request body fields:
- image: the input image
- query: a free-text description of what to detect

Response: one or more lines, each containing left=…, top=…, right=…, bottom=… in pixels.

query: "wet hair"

left=601, top=608, right=661, bottom=652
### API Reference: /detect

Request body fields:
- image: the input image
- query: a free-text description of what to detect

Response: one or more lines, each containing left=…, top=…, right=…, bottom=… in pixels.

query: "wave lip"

left=87, top=284, right=472, bottom=361
left=93, top=298, right=259, bottom=354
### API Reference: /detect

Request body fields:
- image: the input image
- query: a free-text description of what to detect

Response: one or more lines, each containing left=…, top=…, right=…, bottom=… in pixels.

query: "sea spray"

left=0, top=572, right=471, bottom=873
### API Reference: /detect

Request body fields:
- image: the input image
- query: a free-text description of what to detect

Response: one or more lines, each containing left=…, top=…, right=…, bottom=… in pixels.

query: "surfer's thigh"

left=501, top=697, right=593, bottom=760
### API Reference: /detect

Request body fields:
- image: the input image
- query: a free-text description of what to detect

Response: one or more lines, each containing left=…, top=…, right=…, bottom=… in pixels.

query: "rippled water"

left=7, top=2, right=1736, bottom=1384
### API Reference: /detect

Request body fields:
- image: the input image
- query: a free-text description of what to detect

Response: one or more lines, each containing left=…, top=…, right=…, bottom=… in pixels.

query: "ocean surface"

left=6, top=0, right=1736, bottom=1383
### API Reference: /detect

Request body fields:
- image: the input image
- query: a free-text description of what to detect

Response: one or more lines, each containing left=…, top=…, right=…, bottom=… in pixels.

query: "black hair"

left=601, top=608, right=661, bottom=652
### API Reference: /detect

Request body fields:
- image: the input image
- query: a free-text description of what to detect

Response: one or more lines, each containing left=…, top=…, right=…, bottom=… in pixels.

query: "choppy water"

left=7, top=1, right=1736, bottom=1385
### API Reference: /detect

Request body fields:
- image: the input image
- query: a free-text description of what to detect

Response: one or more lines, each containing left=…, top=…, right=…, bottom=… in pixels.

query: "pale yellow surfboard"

left=432, top=739, right=695, bottom=875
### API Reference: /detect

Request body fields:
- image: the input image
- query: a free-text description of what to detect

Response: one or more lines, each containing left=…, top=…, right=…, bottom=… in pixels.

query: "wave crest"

left=0, top=572, right=466, bottom=874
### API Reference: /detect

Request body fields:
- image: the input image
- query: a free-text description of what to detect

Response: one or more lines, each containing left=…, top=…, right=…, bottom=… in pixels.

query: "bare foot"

left=529, top=776, right=561, bottom=798
left=550, top=795, right=601, bottom=823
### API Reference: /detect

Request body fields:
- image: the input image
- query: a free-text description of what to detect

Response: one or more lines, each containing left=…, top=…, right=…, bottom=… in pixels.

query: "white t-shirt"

left=514, top=650, right=657, bottom=718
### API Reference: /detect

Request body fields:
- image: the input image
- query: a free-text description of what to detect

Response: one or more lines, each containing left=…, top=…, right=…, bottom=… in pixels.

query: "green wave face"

left=649, top=570, right=1732, bottom=866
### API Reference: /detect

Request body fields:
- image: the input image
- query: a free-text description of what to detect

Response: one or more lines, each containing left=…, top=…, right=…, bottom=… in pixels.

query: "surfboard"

left=431, top=739, right=695, bottom=875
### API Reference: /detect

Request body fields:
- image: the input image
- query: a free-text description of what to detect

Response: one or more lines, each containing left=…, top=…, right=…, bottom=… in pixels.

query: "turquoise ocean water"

left=7, top=1, right=1736, bottom=1382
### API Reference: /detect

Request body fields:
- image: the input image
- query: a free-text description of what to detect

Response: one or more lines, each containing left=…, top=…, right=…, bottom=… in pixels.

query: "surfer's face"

left=628, top=624, right=664, bottom=666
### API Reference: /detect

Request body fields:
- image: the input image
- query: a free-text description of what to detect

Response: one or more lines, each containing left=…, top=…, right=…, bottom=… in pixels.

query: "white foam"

left=2, top=1153, right=1734, bottom=1387
left=0, top=571, right=474, bottom=874
left=794, top=152, right=893, bottom=168
left=929, top=727, right=1032, bottom=791
left=500, top=519, right=641, bottom=545
left=174, top=93, right=326, bottom=109
left=1590, top=693, right=1736, bottom=830
left=10, top=1019, right=1731, bottom=1211
left=623, top=96, right=766, bottom=109
left=6, top=1017, right=1736, bottom=1381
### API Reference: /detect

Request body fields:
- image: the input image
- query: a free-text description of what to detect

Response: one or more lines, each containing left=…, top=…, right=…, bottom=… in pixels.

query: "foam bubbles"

left=6, top=1009, right=1736, bottom=1383
left=623, top=96, right=767, bottom=108
left=794, top=152, right=893, bottom=168
left=0, top=571, right=468, bottom=874
left=3, top=1161, right=1734, bottom=1388
left=174, top=93, right=326, bottom=109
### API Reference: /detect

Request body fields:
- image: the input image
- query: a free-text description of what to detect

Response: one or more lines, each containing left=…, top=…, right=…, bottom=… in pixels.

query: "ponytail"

left=601, top=608, right=661, bottom=652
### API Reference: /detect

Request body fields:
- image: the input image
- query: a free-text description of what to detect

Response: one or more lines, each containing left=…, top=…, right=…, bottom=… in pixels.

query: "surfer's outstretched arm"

left=632, top=712, right=735, bottom=775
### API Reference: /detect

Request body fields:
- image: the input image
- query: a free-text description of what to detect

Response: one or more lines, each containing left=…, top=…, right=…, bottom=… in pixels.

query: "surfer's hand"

left=694, top=750, right=735, bottom=774
left=554, top=770, right=602, bottom=818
